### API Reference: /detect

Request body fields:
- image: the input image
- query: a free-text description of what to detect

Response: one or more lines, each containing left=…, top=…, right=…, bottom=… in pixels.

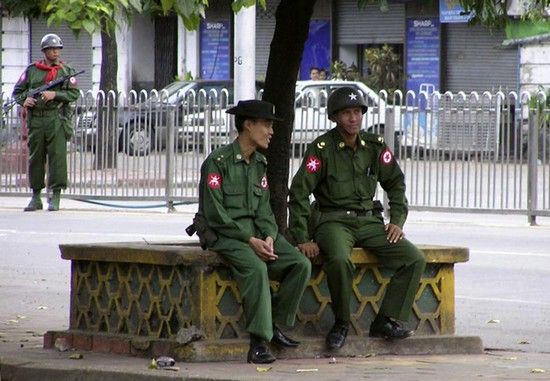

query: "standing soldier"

left=196, top=100, right=311, bottom=363
left=288, top=87, right=426, bottom=350
left=13, top=33, right=80, bottom=211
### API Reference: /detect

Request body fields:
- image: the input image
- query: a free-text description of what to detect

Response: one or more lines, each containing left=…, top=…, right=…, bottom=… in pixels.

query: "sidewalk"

left=1, top=345, right=549, bottom=381
left=1, top=195, right=549, bottom=380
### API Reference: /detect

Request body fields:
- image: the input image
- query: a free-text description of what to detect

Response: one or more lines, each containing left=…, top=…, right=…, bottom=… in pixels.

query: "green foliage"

left=529, top=85, right=550, bottom=128
left=232, top=0, right=266, bottom=13
left=363, top=44, right=403, bottom=96
left=330, top=60, right=362, bottom=81
left=459, top=0, right=550, bottom=30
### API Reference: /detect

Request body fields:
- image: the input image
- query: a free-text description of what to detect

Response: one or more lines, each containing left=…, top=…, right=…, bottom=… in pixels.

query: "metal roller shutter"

left=335, top=0, right=405, bottom=44
left=446, top=24, right=518, bottom=93
left=256, top=0, right=279, bottom=79
left=30, top=20, right=93, bottom=91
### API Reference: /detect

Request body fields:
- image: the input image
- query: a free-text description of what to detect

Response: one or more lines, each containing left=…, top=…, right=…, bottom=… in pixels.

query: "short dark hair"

left=235, top=115, right=246, bottom=132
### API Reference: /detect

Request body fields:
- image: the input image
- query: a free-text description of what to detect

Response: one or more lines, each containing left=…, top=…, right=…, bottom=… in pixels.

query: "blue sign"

left=439, top=0, right=474, bottom=23
left=300, top=20, right=331, bottom=80
left=406, top=17, right=440, bottom=96
left=200, top=20, right=230, bottom=80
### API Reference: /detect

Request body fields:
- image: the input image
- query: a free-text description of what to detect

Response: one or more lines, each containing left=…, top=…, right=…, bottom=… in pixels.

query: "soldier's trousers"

left=211, top=233, right=311, bottom=342
left=314, top=215, right=426, bottom=323
left=27, top=113, right=67, bottom=191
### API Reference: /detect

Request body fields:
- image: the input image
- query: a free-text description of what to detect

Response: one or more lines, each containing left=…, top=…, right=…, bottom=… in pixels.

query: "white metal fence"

left=1, top=87, right=549, bottom=221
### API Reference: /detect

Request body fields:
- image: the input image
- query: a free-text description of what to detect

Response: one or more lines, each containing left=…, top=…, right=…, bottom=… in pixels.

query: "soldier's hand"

left=41, top=91, right=56, bottom=102
left=249, top=236, right=278, bottom=262
left=23, top=97, right=37, bottom=108
left=385, top=223, right=404, bottom=244
left=297, top=242, right=320, bottom=258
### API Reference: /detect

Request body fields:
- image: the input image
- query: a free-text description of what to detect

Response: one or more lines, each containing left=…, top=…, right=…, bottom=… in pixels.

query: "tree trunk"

left=95, top=27, right=118, bottom=169
left=262, top=0, right=316, bottom=232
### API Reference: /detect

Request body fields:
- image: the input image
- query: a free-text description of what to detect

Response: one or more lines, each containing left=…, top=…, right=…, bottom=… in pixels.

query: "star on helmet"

left=349, top=93, right=357, bottom=100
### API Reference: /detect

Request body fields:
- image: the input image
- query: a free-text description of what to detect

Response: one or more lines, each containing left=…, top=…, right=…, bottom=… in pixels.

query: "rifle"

left=2, top=69, right=85, bottom=115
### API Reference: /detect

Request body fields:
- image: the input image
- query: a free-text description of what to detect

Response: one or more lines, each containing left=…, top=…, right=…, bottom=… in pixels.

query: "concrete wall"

left=1, top=17, right=29, bottom=96
left=520, top=41, right=550, bottom=93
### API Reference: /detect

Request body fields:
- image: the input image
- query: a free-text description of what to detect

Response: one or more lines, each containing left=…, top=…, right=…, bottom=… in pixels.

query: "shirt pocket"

left=327, top=173, right=354, bottom=199
left=252, top=187, right=264, bottom=210
left=223, top=185, right=245, bottom=209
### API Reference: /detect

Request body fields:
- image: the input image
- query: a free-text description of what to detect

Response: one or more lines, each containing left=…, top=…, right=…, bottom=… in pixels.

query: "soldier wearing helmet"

left=289, top=86, right=425, bottom=350
left=41, top=33, right=64, bottom=50
left=13, top=33, right=79, bottom=212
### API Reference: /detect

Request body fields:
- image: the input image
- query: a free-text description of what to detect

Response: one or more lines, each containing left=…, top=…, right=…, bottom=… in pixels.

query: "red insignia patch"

left=381, top=148, right=393, bottom=165
left=207, top=173, right=222, bottom=189
left=305, top=155, right=322, bottom=173
left=260, top=175, right=268, bottom=190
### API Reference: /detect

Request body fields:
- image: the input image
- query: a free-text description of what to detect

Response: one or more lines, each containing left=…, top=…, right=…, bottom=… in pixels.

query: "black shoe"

left=271, top=324, right=300, bottom=348
left=247, top=342, right=276, bottom=364
left=326, top=320, right=349, bottom=350
left=369, top=315, right=414, bottom=340
left=24, top=196, right=43, bottom=212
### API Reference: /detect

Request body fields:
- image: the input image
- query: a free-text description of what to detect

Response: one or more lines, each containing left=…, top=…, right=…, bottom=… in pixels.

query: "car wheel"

left=122, top=122, right=153, bottom=156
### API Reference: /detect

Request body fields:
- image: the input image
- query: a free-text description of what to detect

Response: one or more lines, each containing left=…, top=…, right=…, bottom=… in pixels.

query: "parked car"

left=293, top=80, right=401, bottom=152
left=75, top=80, right=264, bottom=156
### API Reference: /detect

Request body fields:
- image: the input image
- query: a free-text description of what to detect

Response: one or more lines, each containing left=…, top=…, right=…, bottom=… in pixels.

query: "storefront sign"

left=200, top=20, right=230, bottom=79
left=406, top=17, right=440, bottom=95
left=439, top=0, right=474, bottom=23
left=300, top=20, right=331, bottom=80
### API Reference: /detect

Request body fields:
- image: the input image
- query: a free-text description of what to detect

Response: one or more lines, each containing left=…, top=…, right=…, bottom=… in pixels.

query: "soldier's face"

left=43, top=48, right=62, bottom=64
left=334, top=107, right=363, bottom=136
left=247, top=119, right=274, bottom=149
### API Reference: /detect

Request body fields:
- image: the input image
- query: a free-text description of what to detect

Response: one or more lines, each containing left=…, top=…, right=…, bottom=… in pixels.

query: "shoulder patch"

left=305, top=155, right=322, bottom=173
left=207, top=173, right=222, bottom=189
left=380, top=148, right=394, bottom=165
left=260, top=175, right=269, bottom=189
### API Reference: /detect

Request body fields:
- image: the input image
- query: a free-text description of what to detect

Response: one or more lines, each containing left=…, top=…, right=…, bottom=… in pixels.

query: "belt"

left=30, top=109, right=59, bottom=117
left=320, top=209, right=373, bottom=218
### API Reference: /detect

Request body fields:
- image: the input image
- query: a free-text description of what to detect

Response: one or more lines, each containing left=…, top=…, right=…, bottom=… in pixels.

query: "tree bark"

left=262, top=0, right=316, bottom=231
left=95, top=27, right=118, bottom=169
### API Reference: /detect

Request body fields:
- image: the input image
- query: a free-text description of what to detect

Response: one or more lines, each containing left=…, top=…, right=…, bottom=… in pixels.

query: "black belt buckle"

left=353, top=210, right=372, bottom=217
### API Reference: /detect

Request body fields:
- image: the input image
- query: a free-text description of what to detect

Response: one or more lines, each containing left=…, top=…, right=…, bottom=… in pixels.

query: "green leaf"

left=82, top=19, right=96, bottom=34
left=128, top=0, right=142, bottom=12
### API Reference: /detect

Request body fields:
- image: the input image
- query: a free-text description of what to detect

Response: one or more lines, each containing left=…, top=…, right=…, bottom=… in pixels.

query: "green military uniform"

left=289, top=128, right=426, bottom=323
left=199, top=140, right=311, bottom=342
left=13, top=61, right=80, bottom=196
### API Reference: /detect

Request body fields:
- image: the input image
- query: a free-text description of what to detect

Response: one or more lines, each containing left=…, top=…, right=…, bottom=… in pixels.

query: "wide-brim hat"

left=226, top=100, right=283, bottom=121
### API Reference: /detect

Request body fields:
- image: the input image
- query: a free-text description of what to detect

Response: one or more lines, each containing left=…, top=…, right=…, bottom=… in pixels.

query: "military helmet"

left=327, top=86, right=368, bottom=118
left=41, top=33, right=63, bottom=50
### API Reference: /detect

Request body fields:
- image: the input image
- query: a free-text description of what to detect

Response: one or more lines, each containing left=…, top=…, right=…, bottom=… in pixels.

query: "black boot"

left=369, top=314, right=414, bottom=340
left=24, top=190, right=43, bottom=212
left=47, top=190, right=61, bottom=211
left=326, top=320, right=349, bottom=350
left=247, top=335, right=276, bottom=364
left=271, top=324, right=300, bottom=347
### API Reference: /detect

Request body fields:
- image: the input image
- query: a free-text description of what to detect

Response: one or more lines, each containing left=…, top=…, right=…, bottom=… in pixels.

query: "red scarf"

left=34, top=60, right=64, bottom=83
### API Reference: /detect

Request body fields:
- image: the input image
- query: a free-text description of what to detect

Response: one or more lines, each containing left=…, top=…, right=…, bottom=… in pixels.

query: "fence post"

left=203, top=105, right=212, bottom=157
left=527, top=110, right=538, bottom=225
left=383, top=107, right=396, bottom=220
left=165, top=106, right=176, bottom=213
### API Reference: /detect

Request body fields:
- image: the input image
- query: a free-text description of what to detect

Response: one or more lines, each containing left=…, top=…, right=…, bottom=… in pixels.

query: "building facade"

left=1, top=1, right=547, bottom=96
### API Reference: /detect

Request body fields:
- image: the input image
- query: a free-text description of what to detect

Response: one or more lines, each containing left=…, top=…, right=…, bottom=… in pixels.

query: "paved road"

left=0, top=197, right=549, bottom=357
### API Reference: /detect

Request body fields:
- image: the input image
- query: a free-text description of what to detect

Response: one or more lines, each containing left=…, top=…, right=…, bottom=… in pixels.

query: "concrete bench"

left=44, top=241, right=481, bottom=361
